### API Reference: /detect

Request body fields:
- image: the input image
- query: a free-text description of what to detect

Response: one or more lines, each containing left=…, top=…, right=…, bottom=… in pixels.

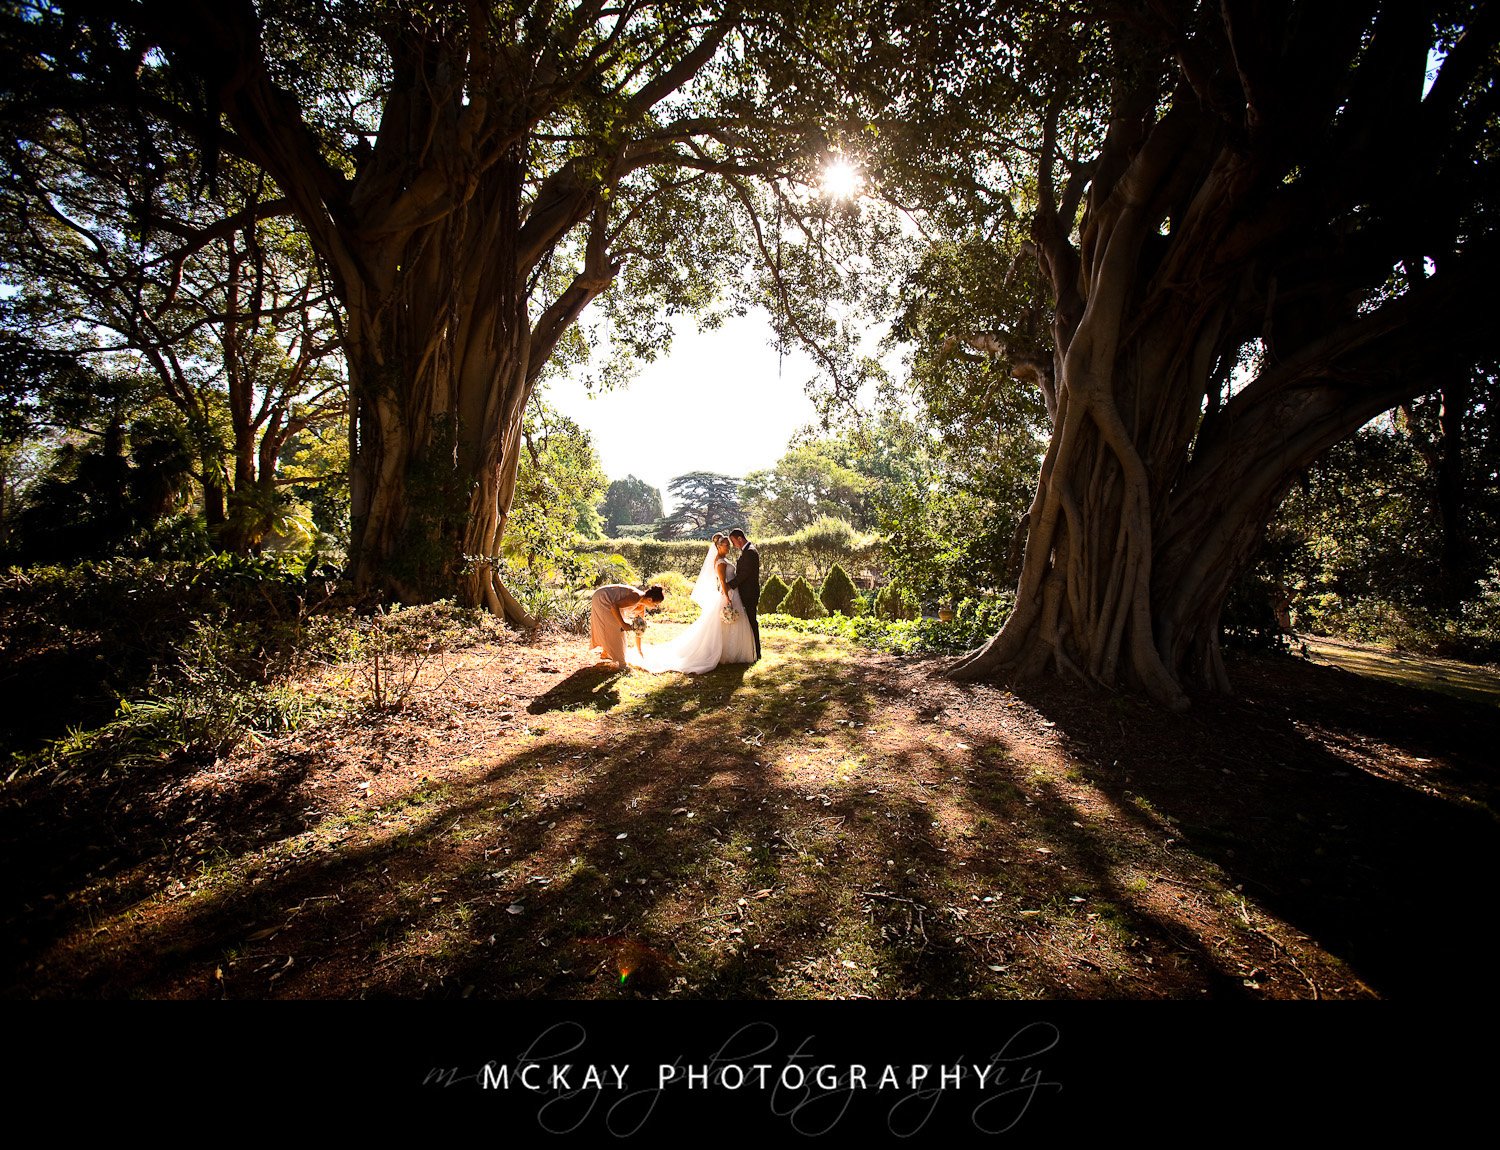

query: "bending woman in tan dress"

left=589, top=583, right=665, bottom=667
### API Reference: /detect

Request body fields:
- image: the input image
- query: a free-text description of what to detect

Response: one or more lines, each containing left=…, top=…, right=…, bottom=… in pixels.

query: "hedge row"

left=575, top=534, right=886, bottom=585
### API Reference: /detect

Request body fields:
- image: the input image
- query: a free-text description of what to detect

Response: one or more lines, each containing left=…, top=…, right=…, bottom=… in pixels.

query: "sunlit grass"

left=1304, top=637, right=1500, bottom=706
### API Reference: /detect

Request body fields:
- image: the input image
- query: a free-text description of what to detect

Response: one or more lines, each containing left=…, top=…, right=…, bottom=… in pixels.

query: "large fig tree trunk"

left=950, top=5, right=1494, bottom=707
left=119, top=2, right=735, bottom=617
left=338, top=149, right=616, bottom=620
left=342, top=164, right=531, bottom=615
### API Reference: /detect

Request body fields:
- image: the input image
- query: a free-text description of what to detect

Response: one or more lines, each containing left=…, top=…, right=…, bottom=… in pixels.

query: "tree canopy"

left=2, top=0, right=910, bottom=615
left=599, top=474, right=664, bottom=535
left=5, top=0, right=1497, bottom=709
left=0, top=113, right=346, bottom=554
left=656, top=470, right=744, bottom=539
left=807, top=0, right=1500, bottom=706
left=740, top=440, right=873, bottom=535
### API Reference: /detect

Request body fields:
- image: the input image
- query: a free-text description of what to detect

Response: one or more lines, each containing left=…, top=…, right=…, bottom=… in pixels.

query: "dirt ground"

left=4, top=623, right=1496, bottom=1000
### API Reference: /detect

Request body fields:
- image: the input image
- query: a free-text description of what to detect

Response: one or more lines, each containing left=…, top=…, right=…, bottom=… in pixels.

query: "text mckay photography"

left=419, top=1017, right=1064, bottom=1137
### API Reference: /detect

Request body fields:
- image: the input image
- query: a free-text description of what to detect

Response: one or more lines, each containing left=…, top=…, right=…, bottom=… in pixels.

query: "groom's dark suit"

left=726, top=540, right=761, bottom=660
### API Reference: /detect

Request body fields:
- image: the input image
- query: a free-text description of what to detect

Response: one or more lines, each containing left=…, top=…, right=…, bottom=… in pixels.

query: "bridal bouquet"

left=720, top=604, right=739, bottom=625
left=627, top=613, right=648, bottom=633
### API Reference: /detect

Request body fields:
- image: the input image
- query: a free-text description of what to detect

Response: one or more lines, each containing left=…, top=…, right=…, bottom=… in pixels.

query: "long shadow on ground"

left=1010, top=651, right=1500, bottom=998
left=12, top=634, right=1486, bottom=999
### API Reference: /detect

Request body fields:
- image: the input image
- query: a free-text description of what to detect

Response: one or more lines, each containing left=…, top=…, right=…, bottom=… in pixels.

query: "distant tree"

left=741, top=442, right=873, bottom=534
left=789, top=516, right=863, bottom=574
left=656, top=472, right=744, bottom=540
left=600, top=476, right=663, bottom=536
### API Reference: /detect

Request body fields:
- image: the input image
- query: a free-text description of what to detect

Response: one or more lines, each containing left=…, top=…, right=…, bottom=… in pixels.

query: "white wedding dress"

left=630, top=544, right=757, bottom=673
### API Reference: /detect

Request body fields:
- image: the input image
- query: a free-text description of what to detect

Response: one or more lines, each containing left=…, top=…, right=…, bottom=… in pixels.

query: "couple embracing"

left=591, top=529, right=760, bottom=674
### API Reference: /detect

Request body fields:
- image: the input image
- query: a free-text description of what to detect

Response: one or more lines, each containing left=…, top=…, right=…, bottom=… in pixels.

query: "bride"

left=630, top=533, right=757, bottom=673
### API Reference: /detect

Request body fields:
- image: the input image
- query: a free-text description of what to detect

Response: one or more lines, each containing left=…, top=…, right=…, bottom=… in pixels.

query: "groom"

left=725, top=528, right=761, bottom=661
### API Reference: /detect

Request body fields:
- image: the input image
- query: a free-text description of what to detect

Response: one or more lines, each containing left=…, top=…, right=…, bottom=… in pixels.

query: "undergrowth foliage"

left=762, top=593, right=1014, bottom=655
left=43, top=617, right=340, bottom=771
left=352, top=602, right=503, bottom=710
left=0, top=558, right=505, bottom=774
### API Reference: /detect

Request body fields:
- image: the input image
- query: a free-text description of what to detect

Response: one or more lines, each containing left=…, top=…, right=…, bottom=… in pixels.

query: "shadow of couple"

left=529, top=661, right=752, bottom=715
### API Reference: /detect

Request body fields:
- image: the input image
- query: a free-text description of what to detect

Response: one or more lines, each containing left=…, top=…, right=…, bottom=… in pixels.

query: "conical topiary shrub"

left=760, top=572, right=791, bottom=613
left=819, top=563, right=857, bottom=615
left=778, top=576, right=828, bottom=619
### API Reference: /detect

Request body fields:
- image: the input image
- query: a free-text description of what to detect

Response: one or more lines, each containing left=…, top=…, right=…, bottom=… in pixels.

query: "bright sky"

left=542, top=309, right=826, bottom=511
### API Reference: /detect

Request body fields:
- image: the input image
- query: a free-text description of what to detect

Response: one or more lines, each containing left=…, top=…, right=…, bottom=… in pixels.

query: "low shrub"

left=589, top=552, right=640, bottom=588
left=0, top=555, right=513, bottom=773
left=760, top=573, right=791, bottom=614
left=873, top=580, right=918, bottom=621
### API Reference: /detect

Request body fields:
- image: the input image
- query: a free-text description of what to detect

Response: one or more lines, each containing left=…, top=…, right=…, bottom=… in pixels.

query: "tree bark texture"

left=950, top=3, right=1497, bottom=706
